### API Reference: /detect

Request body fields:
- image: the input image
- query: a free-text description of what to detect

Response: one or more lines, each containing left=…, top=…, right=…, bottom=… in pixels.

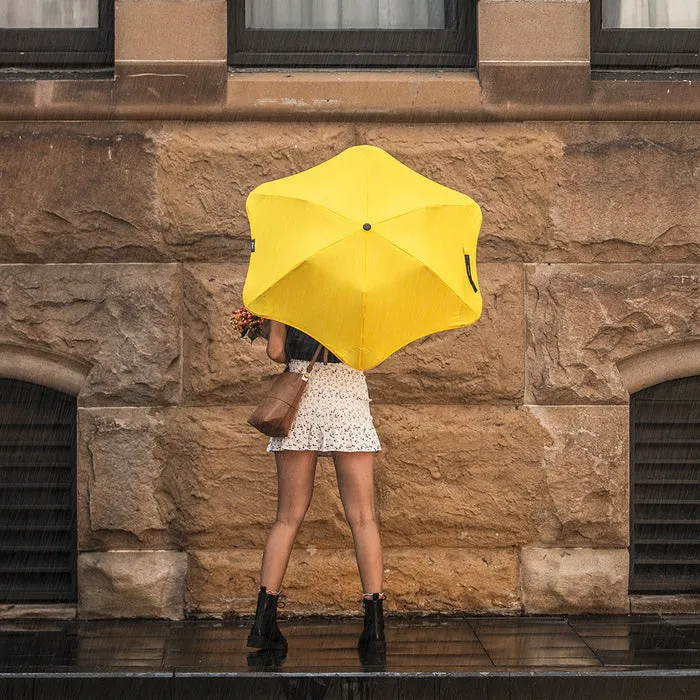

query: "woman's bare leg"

left=259, top=449, right=318, bottom=592
left=333, top=451, right=383, bottom=593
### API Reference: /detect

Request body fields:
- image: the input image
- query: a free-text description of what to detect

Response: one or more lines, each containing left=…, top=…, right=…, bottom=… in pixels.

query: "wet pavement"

left=1, top=614, right=700, bottom=698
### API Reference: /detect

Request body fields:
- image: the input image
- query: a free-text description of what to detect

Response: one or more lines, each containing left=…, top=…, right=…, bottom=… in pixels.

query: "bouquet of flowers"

left=230, top=306, right=267, bottom=341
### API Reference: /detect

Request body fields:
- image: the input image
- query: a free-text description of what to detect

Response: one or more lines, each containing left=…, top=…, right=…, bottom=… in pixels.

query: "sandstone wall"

left=2, top=121, right=699, bottom=618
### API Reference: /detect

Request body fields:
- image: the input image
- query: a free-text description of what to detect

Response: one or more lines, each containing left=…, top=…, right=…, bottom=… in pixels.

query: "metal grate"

left=630, top=375, right=700, bottom=593
left=0, top=378, right=77, bottom=603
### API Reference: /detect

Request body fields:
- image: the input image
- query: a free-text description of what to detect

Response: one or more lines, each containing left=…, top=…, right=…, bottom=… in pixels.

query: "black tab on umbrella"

left=464, top=254, right=477, bottom=293
left=251, top=239, right=256, bottom=252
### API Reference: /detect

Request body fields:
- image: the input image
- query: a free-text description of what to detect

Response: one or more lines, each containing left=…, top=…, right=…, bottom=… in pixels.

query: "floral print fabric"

left=267, top=360, right=382, bottom=457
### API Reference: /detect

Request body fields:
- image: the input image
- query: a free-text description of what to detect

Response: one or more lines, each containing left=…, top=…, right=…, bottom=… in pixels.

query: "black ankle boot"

left=357, top=592, right=386, bottom=653
left=246, top=585, right=288, bottom=653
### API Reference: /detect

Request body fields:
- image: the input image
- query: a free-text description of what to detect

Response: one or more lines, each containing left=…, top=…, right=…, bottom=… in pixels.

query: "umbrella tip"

left=363, top=223, right=371, bottom=231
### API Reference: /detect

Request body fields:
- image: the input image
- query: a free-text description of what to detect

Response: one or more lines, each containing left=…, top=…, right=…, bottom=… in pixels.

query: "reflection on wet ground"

left=2, top=615, right=700, bottom=698
left=3, top=614, right=700, bottom=671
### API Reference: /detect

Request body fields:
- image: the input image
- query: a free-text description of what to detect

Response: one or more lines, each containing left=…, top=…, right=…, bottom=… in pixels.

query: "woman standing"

left=246, top=320, right=386, bottom=657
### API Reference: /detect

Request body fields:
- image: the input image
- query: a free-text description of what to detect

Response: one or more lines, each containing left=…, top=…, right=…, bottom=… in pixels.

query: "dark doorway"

left=0, top=378, right=77, bottom=603
left=630, top=375, right=700, bottom=594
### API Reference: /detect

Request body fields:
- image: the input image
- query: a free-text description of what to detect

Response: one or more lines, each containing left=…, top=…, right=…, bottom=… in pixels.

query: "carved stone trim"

left=0, top=343, right=92, bottom=397
left=616, top=340, right=700, bottom=396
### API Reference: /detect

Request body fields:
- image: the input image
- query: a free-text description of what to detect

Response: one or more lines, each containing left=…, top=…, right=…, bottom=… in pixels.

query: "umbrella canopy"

left=242, top=144, right=483, bottom=370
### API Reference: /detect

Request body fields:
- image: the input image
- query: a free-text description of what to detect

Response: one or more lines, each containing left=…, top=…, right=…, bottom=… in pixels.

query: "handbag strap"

left=304, top=343, right=323, bottom=374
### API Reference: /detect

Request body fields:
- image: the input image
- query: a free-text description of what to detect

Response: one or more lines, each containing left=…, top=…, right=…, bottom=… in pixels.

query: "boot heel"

left=246, top=586, right=288, bottom=653
left=246, top=633, right=266, bottom=647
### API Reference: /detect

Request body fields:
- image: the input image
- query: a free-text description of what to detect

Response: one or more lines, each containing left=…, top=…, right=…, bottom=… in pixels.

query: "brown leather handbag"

left=247, top=343, right=323, bottom=438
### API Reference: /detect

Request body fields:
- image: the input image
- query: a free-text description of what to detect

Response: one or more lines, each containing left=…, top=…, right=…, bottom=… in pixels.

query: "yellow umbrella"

left=242, top=144, right=482, bottom=370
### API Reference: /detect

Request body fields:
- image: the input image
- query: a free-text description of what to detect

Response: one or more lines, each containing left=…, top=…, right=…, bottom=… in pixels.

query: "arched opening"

left=0, top=378, right=77, bottom=603
left=630, top=374, right=700, bottom=594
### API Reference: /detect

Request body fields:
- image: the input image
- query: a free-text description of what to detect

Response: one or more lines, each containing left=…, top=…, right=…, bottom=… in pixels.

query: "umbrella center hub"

left=363, top=223, right=372, bottom=231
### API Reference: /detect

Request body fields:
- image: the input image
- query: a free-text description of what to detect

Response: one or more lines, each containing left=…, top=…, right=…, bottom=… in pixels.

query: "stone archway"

left=617, top=339, right=700, bottom=396
left=0, top=343, right=91, bottom=613
left=616, top=339, right=700, bottom=613
left=0, top=343, right=92, bottom=397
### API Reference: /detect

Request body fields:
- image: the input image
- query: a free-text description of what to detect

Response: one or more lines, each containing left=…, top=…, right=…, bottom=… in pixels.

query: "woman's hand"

left=266, top=320, right=287, bottom=364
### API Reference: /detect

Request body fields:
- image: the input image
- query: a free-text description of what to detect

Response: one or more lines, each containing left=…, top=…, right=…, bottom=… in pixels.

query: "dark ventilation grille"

left=630, top=375, right=700, bottom=594
left=0, top=379, right=77, bottom=603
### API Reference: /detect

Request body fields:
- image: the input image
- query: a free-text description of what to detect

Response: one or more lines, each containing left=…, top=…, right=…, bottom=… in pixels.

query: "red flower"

left=230, top=306, right=266, bottom=341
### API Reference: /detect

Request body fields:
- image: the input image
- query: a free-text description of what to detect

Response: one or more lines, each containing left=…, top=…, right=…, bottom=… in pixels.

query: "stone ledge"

left=631, top=595, right=700, bottom=614
left=1, top=68, right=700, bottom=120
left=0, top=605, right=77, bottom=620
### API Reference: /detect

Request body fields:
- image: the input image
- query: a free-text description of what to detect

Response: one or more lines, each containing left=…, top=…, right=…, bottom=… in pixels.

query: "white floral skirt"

left=267, top=359, right=382, bottom=457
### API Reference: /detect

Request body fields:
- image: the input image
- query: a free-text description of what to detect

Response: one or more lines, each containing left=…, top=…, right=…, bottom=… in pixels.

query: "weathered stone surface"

left=383, top=547, right=520, bottom=613
left=520, top=548, right=629, bottom=614
left=551, top=123, right=700, bottom=263
left=359, top=125, right=563, bottom=263
left=155, top=123, right=356, bottom=261
left=78, top=406, right=353, bottom=550
left=185, top=547, right=519, bottom=615
left=78, top=402, right=630, bottom=558
left=78, top=551, right=188, bottom=619
left=360, top=123, right=700, bottom=263
left=154, top=407, right=351, bottom=550
left=365, top=263, right=524, bottom=404
left=182, top=262, right=523, bottom=405
left=376, top=404, right=629, bottom=548
left=182, top=263, right=273, bottom=405
left=373, top=405, right=558, bottom=547
left=0, top=126, right=164, bottom=263
left=3, top=122, right=698, bottom=265
left=185, top=548, right=358, bottom=616
left=526, top=264, right=700, bottom=404
left=0, top=264, right=181, bottom=406
left=527, top=406, right=629, bottom=546
left=78, top=408, right=170, bottom=548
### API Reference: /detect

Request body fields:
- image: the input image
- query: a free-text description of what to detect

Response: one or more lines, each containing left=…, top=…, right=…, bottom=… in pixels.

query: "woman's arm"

left=266, top=320, right=287, bottom=363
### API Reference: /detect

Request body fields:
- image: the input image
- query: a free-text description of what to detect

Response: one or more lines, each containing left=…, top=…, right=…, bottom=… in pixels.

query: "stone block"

left=526, top=264, right=700, bottom=404
left=0, top=264, right=182, bottom=406
left=155, top=123, right=356, bottom=260
left=479, top=1, right=590, bottom=62
left=185, top=548, right=358, bottom=616
left=185, top=547, right=519, bottom=615
left=383, top=547, right=520, bottom=613
left=78, top=406, right=352, bottom=551
left=78, top=551, right=188, bottom=619
left=78, top=408, right=171, bottom=548
left=373, top=405, right=557, bottom=547
left=182, top=263, right=273, bottom=405
left=0, top=126, right=163, bottom=263
left=550, top=123, right=700, bottom=263
left=115, top=0, right=226, bottom=62
left=521, top=547, right=629, bottom=613
left=630, top=595, right=700, bottom=615
left=376, top=404, right=629, bottom=548
left=359, top=123, right=700, bottom=263
left=528, top=406, right=629, bottom=546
